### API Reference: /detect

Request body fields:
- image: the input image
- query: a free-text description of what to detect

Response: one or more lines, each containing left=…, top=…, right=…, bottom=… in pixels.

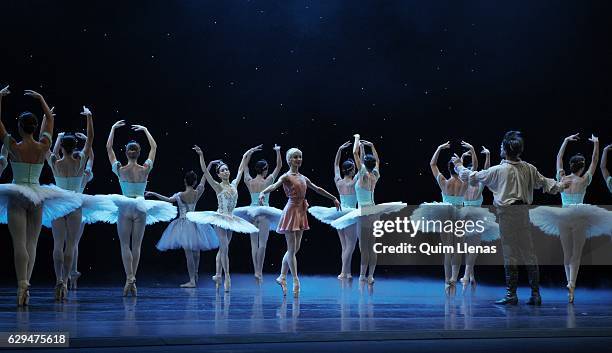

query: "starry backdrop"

left=0, top=0, right=611, bottom=285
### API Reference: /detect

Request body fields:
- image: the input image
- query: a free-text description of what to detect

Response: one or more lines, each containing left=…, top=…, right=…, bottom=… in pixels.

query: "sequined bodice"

left=217, top=183, right=238, bottom=215
left=442, top=194, right=464, bottom=206
left=11, top=162, right=43, bottom=185
left=560, top=192, right=586, bottom=206
left=177, top=194, right=197, bottom=219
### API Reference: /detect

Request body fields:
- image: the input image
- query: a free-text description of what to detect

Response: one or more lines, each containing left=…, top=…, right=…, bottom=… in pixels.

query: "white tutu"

left=0, top=183, right=82, bottom=226
left=457, top=206, right=500, bottom=242
left=529, top=204, right=612, bottom=238
left=233, top=206, right=283, bottom=231
left=308, top=206, right=354, bottom=225
left=107, top=194, right=177, bottom=225
left=156, top=218, right=219, bottom=251
left=331, top=202, right=407, bottom=230
left=80, top=194, right=118, bottom=224
left=187, top=211, right=259, bottom=234
left=409, top=202, right=458, bottom=233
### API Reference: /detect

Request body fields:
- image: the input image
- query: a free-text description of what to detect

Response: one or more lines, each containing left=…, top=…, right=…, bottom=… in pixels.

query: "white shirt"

left=456, top=159, right=562, bottom=207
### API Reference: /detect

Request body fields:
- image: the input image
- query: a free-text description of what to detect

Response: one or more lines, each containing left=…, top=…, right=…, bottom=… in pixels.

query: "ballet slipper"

left=180, top=280, right=196, bottom=288
left=212, top=275, right=222, bottom=290
left=224, top=276, right=231, bottom=293
left=276, top=275, right=287, bottom=296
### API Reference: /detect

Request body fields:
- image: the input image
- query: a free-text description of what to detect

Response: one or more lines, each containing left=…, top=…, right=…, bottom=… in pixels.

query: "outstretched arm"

left=557, top=133, right=578, bottom=177
left=81, top=106, right=94, bottom=158
left=430, top=141, right=450, bottom=182
left=305, top=176, right=341, bottom=210
left=259, top=174, right=285, bottom=204
left=144, top=191, right=176, bottom=203
left=193, top=145, right=221, bottom=193
left=587, top=134, right=599, bottom=177
left=334, top=141, right=351, bottom=181
left=132, top=125, right=157, bottom=163
left=270, top=144, right=283, bottom=180
left=106, top=120, right=125, bottom=166
left=0, top=86, right=17, bottom=152
left=601, top=144, right=611, bottom=181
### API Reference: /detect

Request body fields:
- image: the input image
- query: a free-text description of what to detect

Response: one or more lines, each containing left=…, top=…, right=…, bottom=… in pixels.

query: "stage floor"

left=1, top=274, right=612, bottom=352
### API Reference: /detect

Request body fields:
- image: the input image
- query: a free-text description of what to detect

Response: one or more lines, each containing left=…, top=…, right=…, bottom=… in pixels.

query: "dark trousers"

left=496, top=205, right=540, bottom=292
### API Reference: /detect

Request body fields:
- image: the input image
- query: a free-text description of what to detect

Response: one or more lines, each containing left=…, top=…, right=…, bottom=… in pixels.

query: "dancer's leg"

left=462, top=235, right=481, bottom=286
left=62, top=209, right=82, bottom=286
left=25, top=205, right=43, bottom=282
left=569, top=225, right=587, bottom=288
left=357, top=222, right=369, bottom=280
left=7, top=199, right=28, bottom=286
left=441, top=233, right=453, bottom=283
left=193, top=250, right=200, bottom=282
left=559, top=225, right=573, bottom=285
left=116, top=211, right=135, bottom=282
left=343, top=225, right=358, bottom=278
left=52, top=217, right=68, bottom=284
left=249, top=229, right=259, bottom=276
left=129, top=210, right=147, bottom=280
left=256, top=218, right=270, bottom=277
left=337, top=228, right=347, bottom=276
left=184, top=248, right=196, bottom=284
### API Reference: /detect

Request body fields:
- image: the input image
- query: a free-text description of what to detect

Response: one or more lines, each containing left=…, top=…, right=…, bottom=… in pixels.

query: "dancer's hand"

left=131, top=124, right=147, bottom=132
left=605, top=144, right=612, bottom=152
left=333, top=197, right=341, bottom=211
left=450, top=153, right=462, bottom=166
left=461, top=151, right=470, bottom=159
left=144, top=191, right=154, bottom=197
left=438, top=141, right=451, bottom=150
left=481, top=146, right=490, bottom=154
left=111, top=120, right=126, bottom=130
left=80, top=106, right=92, bottom=118
left=57, top=131, right=65, bottom=138
left=246, top=144, right=263, bottom=155
left=564, top=133, right=579, bottom=142
left=24, top=89, right=43, bottom=100
left=588, top=134, right=598, bottom=144
left=353, top=133, right=360, bottom=140
left=0, top=85, right=10, bottom=97
left=361, top=140, right=373, bottom=147
left=192, top=145, right=203, bottom=156
left=75, top=132, right=87, bottom=140
left=461, top=140, right=474, bottom=151
left=273, top=144, right=281, bottom=151
left=339, top=141, right=351, bottom=149
left=47, top=106, right=56, bottom=118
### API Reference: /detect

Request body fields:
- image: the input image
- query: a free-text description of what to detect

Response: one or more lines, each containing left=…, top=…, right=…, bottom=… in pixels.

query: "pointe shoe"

left=123, top=281, right=130, bottom=297
left=346, top=274, right=353, bottom=280
left=195, top=273, right=199, bottom=284
left=224, top=276, right=231, bottom=293
left=293, top=280, right=300, bottom=297
left=54, top=282, right=65, bottom=302
left=212, top=275, right=222, bottom=290
left=359, top=275, right=366, bottom=282
left=180, top=280, right=196, bottom=288
left=337, top=273, right=346, bottom=280
left=367, top=276, right=375, bottom=285
left=17, top=282, right=29, bottom=307
left=130, top=281, right=137, bottom=297
left=276, top=276, right=287, bottom=296
left=62, top=283, right=68, bottom=299
left=567, top=284, right=575, bottom=304
left=69, top=271, right=81, bottom=290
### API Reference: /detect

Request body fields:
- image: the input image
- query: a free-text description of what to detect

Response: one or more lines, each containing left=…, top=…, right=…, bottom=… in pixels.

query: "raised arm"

left=234, top=145, right=262, bottom=185
left=601, top=144, right=611, bottom=181
left=586, top=134, right=599, bottom=177
left=83, top=148, right=94, bottom=183
left=461, top=141, right=477, bottom=171
left=0, top=143, right=7, bottom=174
left=106, top=120, right=125, bottom=166
left=259, top=174, right=285, bottom=204
left=131, top=125, right=157, bottom=163
left=482, top=146, right=491, bottom=170
left=24, top=90, right=53, bottom=146
left=557, top=133, right=579, bottom=177
left=52, top=131, right=64, bottom=158
left=430, top=141, right=450, bottom=181
left=193, top=145, right=221, bottom=193
left=334, top=141, right=351, bottom=181
left=0, top=86, right=17, bottom=152
left=352, top=134, right=362, bottom=170
left=81, top=106, right=94, bottom=158
left=270, top=144, right=283, bottom=180
left=144, top=191, right=176, bottom=203
left=305, top=176, right=341, bottom=210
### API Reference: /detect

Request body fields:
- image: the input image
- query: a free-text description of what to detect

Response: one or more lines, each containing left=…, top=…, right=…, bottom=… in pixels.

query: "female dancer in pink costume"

left=309, top=141, right=358, bottom=279
left=259, top=147, right=340, bottom=297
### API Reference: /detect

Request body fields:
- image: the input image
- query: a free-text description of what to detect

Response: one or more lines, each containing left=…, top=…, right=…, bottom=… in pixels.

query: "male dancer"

left=452, top=131, right=568, bottom=305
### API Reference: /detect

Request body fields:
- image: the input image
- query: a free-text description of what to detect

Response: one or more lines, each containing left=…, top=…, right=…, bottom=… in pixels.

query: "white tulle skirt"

left=107, top=195, right=177, bottom=225
left=330, top=202, right=407, bottom=230
left=409, top=202, right=458, bottom=233
left=0, top=183, right=82, bottom=226
left=80, top=194, right=118, bottom=224
left=308, top=206, right=354, bottom=227
left=187, top=211, right=259, bottom=234
left=233, top=206, right=283, bottom=232
left=529, top=204, right=612, bottom=238
left=156, top=217, right=219, bottom=251
left=457, top=206, right=500, bottom=241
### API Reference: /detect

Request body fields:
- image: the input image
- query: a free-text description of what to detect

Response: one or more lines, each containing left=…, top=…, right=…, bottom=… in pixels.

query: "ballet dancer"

left=602, top=144, right=612, bottom=193
left=411, top=141, right=468, bottom=291
left=106, top=120, right=177, bottom=296
left=0, top=86, right=81, bottom=306
left=309, top=141, right=358, bottom=279
left=233, top=144, right=283, bottom=282
left=187, top=145, right=259, bottom=292
left=457, top=145, right=500, bottom=289
left=0, top=143, right=7, bottom=175
left=46, top=106, right=114, bottom=300
left=331, top=135, right=406, bottom=285
left=529, top=133, right=611, bottom=303
left=259, top=147, right=340, bottom=297
left=146, top=170, right=219, bottom=288
left=453, top=131, right=568, bottom=305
